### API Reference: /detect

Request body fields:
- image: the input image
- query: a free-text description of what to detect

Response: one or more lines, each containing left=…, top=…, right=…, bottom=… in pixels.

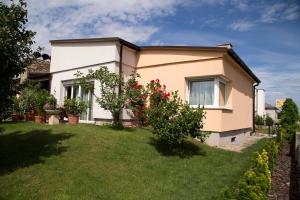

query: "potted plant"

left=33, top=89, right=49, bottom=124
left=44, top=95, right=61, bottom=125
left=64, top=98, right=87, bottom=125
left=11, top=96, right=21, bottom=122
left=19, top=81, right=41, bottom=121
left=44, top=94, right=60, bottom=115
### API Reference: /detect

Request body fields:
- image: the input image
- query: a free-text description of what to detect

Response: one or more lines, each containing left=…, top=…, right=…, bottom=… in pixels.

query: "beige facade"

left=136, top=48, right=256, bottom=134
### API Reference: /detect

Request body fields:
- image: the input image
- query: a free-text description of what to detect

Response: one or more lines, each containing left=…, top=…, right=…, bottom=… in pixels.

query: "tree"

left=75, top=66, right=136, bottom=127
left=265, top=115, right=274, bottom=136
left=0, top=0, right=36, bottom=121
left=280, top=98, right=299, bottom=140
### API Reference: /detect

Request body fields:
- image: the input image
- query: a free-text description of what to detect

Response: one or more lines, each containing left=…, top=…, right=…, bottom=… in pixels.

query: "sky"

left=21, top=0, right=300, bottom=107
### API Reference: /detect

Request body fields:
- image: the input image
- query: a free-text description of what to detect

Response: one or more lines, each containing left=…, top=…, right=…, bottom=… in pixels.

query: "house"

left=265, top=103, right=279, bottom=122
left=49, top=37, right=260, bottom=146
left=255, top=89, right=266, bottom=117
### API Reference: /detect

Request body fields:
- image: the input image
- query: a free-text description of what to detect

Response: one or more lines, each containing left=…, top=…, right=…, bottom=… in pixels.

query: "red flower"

left=156, top=79, right=160, bottom=83
left=151, top=80, right=155, bottom=83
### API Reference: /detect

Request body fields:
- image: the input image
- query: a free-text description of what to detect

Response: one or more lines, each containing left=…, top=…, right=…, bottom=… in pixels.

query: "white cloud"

left=230, top=20, right=255, bottom=31
left=260, top=3, right=299, bottom=23
left=26, top=0, right=181, bottom=52
left=248, top=49, right=300, bottom=107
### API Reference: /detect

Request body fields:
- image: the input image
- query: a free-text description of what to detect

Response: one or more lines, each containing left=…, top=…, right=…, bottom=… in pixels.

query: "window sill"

left=190, top=105, right=233, bottom=111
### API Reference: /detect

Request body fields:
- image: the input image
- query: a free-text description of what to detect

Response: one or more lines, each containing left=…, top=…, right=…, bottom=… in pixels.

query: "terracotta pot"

left=34, top=115, right=44, bottom=124
left=11, top=113, right=20, bottom=122
left=68, top=114, right=79, bottom=125
left=24, top=111, right=34, bottom=121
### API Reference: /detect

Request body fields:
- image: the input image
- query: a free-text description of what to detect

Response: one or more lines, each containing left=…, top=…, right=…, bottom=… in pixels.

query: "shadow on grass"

left=0, top=129, right=73, bottom=176
left=148, top=137, right=206, bottom=158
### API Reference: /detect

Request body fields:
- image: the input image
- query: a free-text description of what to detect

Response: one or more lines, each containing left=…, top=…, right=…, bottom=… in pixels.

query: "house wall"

left=50, top=42, right=118, bottom=73
left=266, top=109, right=278, bottom=121
left=50, top=42, right=137, bottom=122
left=136, top=49, right=255, bottom=133
left=137, top=49, right=225, bottom=132
left=221, top=57, right=255, bottom=132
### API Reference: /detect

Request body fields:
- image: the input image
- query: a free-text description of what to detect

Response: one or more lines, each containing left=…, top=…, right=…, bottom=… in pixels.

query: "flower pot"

left=68, top=114, right=79, bottom=125
left=11, top=113, right=20, bottom=122
left=34, top=115, right=44, bottom=124
left=24, top=111, right=34, bottom=121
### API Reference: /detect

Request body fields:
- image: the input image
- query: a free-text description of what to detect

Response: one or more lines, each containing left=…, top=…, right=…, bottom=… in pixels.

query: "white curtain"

left=189, top=80, right=214, bottom=105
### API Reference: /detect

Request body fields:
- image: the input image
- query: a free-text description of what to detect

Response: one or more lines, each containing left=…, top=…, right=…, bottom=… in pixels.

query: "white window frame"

left=187, top=77, right=228, bottom=109
left=62, top=82, right=94, bottom=123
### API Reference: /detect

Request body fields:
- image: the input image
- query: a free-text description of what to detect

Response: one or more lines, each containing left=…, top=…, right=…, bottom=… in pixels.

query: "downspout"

left=253, top=82, right=259, bottom=133
left=118, top=43, right=123, bottom=122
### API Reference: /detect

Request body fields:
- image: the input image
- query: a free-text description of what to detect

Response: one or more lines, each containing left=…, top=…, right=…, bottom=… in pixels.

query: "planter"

left=68, top=114, right=79, bottom=125
left=11, top=113, right=20, bottom=122
left=45, top=110, right=61, bottom=115
left=24, top=111, right=34, bottom=121
left=34, top=115, right=44, bottom=124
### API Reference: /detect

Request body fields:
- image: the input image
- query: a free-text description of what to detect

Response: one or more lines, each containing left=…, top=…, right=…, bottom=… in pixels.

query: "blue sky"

left=24, top=0, right=300, bottom=107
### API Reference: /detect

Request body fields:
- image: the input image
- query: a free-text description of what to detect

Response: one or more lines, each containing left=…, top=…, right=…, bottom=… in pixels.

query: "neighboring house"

left=49, top=37, right=260, bottom=146
left=255, top=88, right=266, bottom=117
left=265, top=103, right=279, bottom=122
left=19, top=55, right=51, bottom=91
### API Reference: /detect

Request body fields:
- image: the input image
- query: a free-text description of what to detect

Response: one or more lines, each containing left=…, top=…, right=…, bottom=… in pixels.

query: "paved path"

left=218, top=133, right=271, bottom=152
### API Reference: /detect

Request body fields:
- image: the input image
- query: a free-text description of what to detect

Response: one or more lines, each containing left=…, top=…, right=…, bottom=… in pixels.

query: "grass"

left=0, top=122, right=268, bottom=200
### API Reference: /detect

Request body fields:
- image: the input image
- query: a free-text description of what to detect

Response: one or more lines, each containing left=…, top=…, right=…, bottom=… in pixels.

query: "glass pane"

left=88, top=91, right=93, bottom=121
left=73, top=86, right=79, bottom=99
left=219, top=82, right=226, bottom=106
left=65, top=86, right=72, bottom=99
left=80, top=88, right=88, bottom=120
left=189, top=80, right=214, bottom=105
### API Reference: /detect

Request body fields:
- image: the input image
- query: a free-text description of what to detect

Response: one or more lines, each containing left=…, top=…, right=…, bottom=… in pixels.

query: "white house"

left=255, top=88, right=266, bottom=117
left=50, top=38, right=139, bottom=123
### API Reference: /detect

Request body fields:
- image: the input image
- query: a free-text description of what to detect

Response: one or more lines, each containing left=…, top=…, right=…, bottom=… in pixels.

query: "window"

left=63, top=83, right=94, bottom=121
left=189, top=79, right=214, bottom=105
left=188, top=77, right=227, bottom=107
left=219, top=81, right=226, bottom=106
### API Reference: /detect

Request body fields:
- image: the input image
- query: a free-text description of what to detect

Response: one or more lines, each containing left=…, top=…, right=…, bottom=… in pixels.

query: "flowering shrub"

left=146, top=79, right=205, bottom=145
left=125, top=74, right=148, bottom=126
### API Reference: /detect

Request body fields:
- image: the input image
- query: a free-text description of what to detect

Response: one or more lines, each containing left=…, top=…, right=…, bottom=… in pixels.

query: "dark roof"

left=49, top=37, right=260, bottom=83
left=50, top=37, right=140, bottom=51
left=265, top=103, right=277, bottom=110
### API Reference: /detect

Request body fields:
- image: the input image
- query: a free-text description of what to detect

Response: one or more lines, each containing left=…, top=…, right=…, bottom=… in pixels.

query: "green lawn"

left=0, top=122, right=268, bottom=200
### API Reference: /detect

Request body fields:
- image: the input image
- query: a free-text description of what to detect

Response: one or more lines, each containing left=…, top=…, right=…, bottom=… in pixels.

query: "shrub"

left=265, top=116, right=273, bottom=127
left=255, top=115, right=264, bottom=126
left=33, top=89, right=50, bottom=116
left=43, top=94, right=57, bottom=110
left=280, top=98, right=299, bottom=141
left=124, top=74, right=148, bottom=126
left=10, top=96, right=21, bottom=114
left=19, top=81, right=42, bottom=111
left=64, top=98, right=87, bottom=116
left=221, top=147, right=275, bottom=200
left=264, top=140, right=279, bottom=170
left=146, top=80, right=205, bottom=146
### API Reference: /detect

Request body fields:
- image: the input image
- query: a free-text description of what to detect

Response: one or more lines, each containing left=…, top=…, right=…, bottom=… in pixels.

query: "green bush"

left=280, top=98, right=299, bottom=141
left=221, top=146, right=277, bottom=199
left=33, top=89, right=50, bottom=116
left=265, top=116, right=273, bottom=127
left=64, top=98, right=88, bottom=116
left=146, top=80, right=206, bottom=146
left=255, top=115, right=264, bottom=126
left=264, top=140, right=279, bottom=170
